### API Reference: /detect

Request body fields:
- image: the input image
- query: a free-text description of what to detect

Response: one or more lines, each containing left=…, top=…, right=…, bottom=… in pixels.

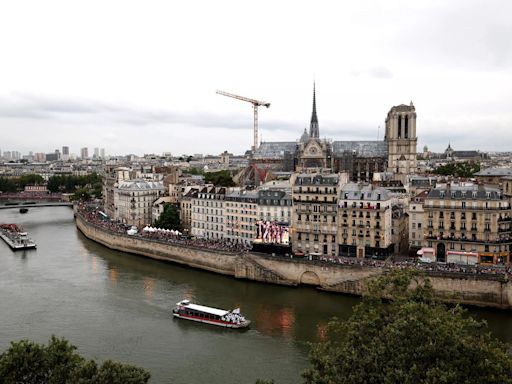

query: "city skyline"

left=1, top=0, right=511, bottom=156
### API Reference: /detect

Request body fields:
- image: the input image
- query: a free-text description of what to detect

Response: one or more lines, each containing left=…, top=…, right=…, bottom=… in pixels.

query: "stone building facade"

left=224, top=191, right=259, bottom=245
left=423, top=185, right=512, bottom=264
left=291, top=174, right=341, bottom=257
left=191, top=187, right=227, bottom=240
left=337, top=183, right=393, bottom=259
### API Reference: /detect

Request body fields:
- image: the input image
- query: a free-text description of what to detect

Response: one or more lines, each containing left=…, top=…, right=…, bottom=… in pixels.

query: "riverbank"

left=75, top=212, right=512, bottom=310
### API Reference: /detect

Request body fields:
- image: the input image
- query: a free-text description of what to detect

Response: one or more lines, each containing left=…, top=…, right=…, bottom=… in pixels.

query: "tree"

left=204, top=170, right=235, bottom=187
left=0, top=336, right=150, bottom=383
left=302, top=270, right=512, bottom=384
left=432, top=161, right=480, bottom=178
left=154, top=203, right=181, bottom=230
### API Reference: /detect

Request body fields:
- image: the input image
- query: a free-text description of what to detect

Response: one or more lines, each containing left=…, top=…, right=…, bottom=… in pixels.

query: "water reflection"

left=109, top=268, right=118, bottom=286
left=143, top=277, right=154, bottom=298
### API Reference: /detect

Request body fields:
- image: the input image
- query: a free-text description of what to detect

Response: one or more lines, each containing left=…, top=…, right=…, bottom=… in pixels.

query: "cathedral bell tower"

left=385, top=102, right=417, bottom=176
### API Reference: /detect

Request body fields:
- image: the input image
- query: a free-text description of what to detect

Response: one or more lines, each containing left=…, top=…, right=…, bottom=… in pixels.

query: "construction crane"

left=216, top=90, right=270, bottom=152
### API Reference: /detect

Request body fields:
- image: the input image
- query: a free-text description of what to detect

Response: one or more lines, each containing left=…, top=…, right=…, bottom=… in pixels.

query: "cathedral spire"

left=309, top=82, right=319, bottom=138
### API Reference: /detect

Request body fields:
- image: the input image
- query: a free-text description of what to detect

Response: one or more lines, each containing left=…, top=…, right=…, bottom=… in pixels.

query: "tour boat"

left=172, top=299, right=251, bottom=329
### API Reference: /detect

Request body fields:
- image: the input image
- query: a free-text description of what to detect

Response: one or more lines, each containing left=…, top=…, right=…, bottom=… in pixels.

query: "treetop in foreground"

left=0, top=335, right=150, bottom=384
left=303, top=270, right=512, bottom=384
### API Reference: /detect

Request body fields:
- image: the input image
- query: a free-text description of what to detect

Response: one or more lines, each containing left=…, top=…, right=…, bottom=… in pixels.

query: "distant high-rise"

left=100, top=148, right=105, bottom=159
left=93, top=147, right=100, bottom=159
left=81, top=147, right=89, bottom=160
left=62, top=146, right=70, bottom=161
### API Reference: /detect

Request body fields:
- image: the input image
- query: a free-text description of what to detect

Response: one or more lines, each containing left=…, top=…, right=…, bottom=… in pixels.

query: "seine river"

left=1, top=206, right=512, bottom=383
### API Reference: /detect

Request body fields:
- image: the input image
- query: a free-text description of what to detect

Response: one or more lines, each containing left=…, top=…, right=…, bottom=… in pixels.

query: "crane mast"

left=216, top=90, right=270, bottom=151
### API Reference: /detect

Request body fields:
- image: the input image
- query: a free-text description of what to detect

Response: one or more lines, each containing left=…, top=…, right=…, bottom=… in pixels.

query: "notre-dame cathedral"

left=250, top=85, right=417, bottom=183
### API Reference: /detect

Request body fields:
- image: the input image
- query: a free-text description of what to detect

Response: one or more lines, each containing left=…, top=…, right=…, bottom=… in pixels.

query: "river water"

left=1, top=206, right=512, bottom=383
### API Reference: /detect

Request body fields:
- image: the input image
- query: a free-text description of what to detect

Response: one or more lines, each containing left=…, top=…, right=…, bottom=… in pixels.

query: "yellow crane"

left=216, top=90, right=270, bottom=151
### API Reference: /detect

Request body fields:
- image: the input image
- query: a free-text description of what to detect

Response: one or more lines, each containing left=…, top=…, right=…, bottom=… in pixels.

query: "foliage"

left=154, top=203, right=181, bottom=230
left=47, top=173, right=102, bottom=193
left=302, top=270, right=512, bottom=384
left=18, top=174, right=45, bottom=188
left=204, top=170, right=235, bottom=187
left=0, top=174, right=44, bottom=193
left=0, top=336, right=150, bottom=384
left=432, top=161, right=480, bottom=178
left=187, top=167, right=204, bottom=175
left=70, top=188, right=92, bottom=201
left=0, top=177, right=17, bottom=192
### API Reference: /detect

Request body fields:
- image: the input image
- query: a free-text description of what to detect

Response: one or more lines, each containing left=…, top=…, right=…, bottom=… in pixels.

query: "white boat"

left=0, top=225, right=37, bottom=250
left=172, top=299, right=250, bottom=329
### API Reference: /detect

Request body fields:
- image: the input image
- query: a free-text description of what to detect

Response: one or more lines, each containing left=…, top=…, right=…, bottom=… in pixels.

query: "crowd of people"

left=221, top=312, right=247, bottom=326
left=77, top=202, right=511, bottom=278
left=316, top=254, right=512, bottom=277
left=77, top=203, right=250, bottom=253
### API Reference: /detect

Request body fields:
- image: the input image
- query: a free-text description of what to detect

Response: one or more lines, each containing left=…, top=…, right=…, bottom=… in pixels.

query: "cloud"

left=351, top=66, right=393, bottom=79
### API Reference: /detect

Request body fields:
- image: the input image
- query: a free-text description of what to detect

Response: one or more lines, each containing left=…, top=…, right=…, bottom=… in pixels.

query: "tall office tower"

left=0, top=148, right=2, bottom=159
left=62, top=146, right=70, bottom=161
left=12, top=151, right=21, bottom=161
left=93, top=147, right=100, bottom=159
left=4, top=151, right=12, bottom=161
left=55, top=149, right=61, bottom=160
left=81, top=147, right=89, bottom=160
left=100, top=148, right=105, bottom=159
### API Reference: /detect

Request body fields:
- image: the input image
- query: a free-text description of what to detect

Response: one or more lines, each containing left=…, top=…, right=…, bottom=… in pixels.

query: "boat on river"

left=0, top=224, right=37, bottom=250
left=19, top=208, right=28, bottom=214
left=172, top=299, right=250, bottom=328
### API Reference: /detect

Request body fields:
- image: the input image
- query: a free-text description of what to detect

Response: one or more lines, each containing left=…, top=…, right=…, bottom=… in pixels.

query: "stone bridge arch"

left=299, top=271, right=321, bottom=286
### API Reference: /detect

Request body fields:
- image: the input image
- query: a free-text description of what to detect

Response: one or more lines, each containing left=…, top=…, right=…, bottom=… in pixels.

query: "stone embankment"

left=75, top=214, right=512, bottom=310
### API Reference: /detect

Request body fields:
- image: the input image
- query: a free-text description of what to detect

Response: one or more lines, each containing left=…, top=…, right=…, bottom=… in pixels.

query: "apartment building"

left=180, top=188, right=199, bottom=236
left=423, top=185, right=512, bottom=264
left=408, top=190, right=429, bottom=252
left=191, top=186, right=226, bottom=240
left=257, top=189, right=292, bottom=224
left=292, top=174, right=340, bottom=257
left=224, top=191, right=258, bottom=245
left=337, top=183, right=393, bottom=259
left=115, top=179, right=165, bottom=227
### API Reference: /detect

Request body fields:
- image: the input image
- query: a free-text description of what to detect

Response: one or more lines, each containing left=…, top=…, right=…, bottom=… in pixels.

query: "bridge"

left=0, top=202, right=73, bottom=209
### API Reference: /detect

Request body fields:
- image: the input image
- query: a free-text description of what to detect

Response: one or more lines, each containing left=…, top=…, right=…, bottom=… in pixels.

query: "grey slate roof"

left=340, top=183, right=391, bottom=201
left=427, top=185, right=503, bottom=200
left=253, top=142, right=297, bottom=159
left=332, top=141, right=388, bottom=157
left=118, top=180, right=164, bottom=190
left=295, top=173, right=339, bottom=186
left=474, top=167, right=512, bottom=177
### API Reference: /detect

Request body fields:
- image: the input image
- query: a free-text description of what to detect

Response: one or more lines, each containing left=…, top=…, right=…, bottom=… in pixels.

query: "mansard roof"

left=340, top=182, right=391, bottom=201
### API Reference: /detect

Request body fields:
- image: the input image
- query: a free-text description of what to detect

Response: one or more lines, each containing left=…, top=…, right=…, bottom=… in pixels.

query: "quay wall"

left=75, top=214, right=512, bottom=310
left=75, top=215, right=237, bottom=276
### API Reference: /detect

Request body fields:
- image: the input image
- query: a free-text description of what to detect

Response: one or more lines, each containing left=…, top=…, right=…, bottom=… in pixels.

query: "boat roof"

left=177, top=301, right=229, bottom=317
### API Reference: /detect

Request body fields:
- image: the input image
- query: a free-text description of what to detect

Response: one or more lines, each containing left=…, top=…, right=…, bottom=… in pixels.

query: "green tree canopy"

left=302, top=270, right=512, bottom=384
left=154, top=203, right=181, bottom=230
left=432, top=161, right=480, bottom=178
left=0, top=336, right=150, bottom=384
left=204, top=170, right=235, bottom=187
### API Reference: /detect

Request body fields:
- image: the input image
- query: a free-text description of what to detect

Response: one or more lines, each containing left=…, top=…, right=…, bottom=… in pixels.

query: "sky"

left=0, top=0, right=511, bottom=157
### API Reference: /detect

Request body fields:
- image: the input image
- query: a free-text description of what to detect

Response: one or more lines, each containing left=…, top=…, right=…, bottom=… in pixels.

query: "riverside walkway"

left=76, top=202, right=512, bottom=279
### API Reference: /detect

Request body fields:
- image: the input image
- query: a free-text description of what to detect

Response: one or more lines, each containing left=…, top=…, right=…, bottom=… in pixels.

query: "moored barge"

left=172, top=299, right=250, bottom=328
left=0, top=224, right=37, bottom=250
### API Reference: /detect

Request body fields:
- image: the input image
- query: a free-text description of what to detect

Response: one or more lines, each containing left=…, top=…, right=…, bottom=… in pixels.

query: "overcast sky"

left=1, top=0, right=511, bottom=157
